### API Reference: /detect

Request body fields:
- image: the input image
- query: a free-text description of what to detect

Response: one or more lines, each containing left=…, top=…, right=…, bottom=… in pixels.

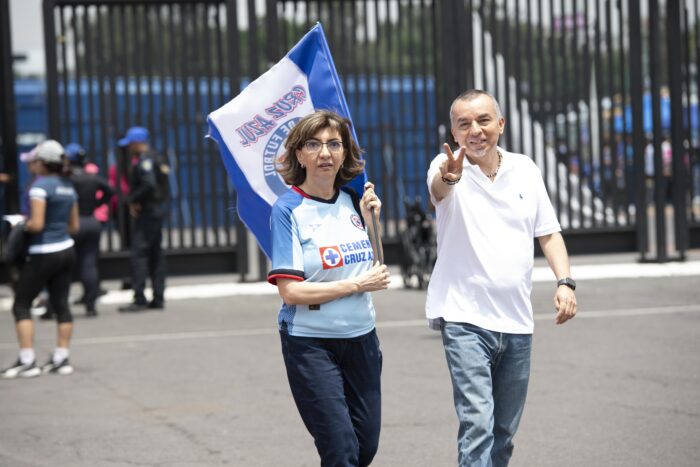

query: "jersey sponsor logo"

left=55, top=186, right=76, bottom=197
left=319, top=246, right=344, bottom=269
left=350, top=214, right=364, bottom=231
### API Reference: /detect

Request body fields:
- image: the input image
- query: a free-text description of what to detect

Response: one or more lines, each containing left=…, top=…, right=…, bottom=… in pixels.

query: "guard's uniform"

left=127, top=151, right=166, bottom=306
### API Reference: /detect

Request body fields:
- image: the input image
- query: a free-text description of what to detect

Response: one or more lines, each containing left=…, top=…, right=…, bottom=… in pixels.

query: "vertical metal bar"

left=120, top=5, right=131, bottom=127
left=58, top=7, right=71, bottom=142
left=169, top=3, right=185, bottom=249
left=571, top=0, right=586, bottom=228
left=628, top=0, right=648, bottom=258
left=421, top=0, right=436, bottom=175
left=649, top=0, right=668, bottom=261
left=594, top=0, right=605, bottom=228
left=616, top=0, right=628, bottom=226
left=144, top=4, right=156, bottom=140
left=502, top=0, right=512, bottom=147
left=382, top=0, right=399, bottom=235
left=226, top=0, right=248, bottom=279
left=407, top=0, right=421, bottom=201
left=667, top=0, right=689, bottom=257
left=527, top=0, right=536, bottom=162
left=132, top=4, right=143, bottom=127
left=215, top=3, right=232, bottom=247
left=604, top=0, right=615, bottom=227
left=490, top=0, right=500, bottom=110
left=81, top=6, right=96, bottom=157
left=203, top=3, right=221, bottom=248
left=181, top=4, right=197, bottom=246
left=370, top=0, right=389, bottom=233
left=548, top=0, right=561, bottom=217
left=44, top=0, right=60, bottom=139
left=537, top=0, right=551, bottom=188
left=0, top=0, right=19, bottom=213
left=191, top=3, right=208, bottom=249
left=71, top=6, right=84, bottom=145
left=583, top=0, right=597, bottom=226
left=154, top=4, right=172, bottom=249
left=394, top=0, right=408, bottom=204
left=513, top=0, right=523, bottom=154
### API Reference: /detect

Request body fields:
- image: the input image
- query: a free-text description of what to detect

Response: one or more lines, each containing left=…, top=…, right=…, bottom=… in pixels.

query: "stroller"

left=399, top=197, right=437, bottom=289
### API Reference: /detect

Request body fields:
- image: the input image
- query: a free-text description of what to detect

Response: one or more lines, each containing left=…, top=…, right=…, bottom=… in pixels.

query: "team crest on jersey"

left=350, top=214, right=364, bottom=231
left=319, top=246, right=344, bottom=269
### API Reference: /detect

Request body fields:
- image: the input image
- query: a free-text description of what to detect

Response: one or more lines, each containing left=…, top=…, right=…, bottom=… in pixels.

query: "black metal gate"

left=27, top=0, right=700, bottom=278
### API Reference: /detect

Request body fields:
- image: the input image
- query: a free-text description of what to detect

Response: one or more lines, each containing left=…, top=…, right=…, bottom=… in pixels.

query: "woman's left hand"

left=360, top=181, right=382, bottom=220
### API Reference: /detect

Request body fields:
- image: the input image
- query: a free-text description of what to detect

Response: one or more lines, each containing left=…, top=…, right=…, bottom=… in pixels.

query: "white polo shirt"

left=425, top=147, right=561, bottom=334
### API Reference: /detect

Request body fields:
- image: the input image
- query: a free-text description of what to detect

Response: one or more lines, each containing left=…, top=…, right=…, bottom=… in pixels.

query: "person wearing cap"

left=116, top=127, right=168, bottom=312
left=1, top=140, right=80, bottom=379
left=65, top=143, right=113, bottom=317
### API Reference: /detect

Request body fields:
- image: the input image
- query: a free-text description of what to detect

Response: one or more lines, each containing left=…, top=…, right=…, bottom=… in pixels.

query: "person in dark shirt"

left=1, top=140, right=80, bottom=378
left=65, top=143, right=113, bottom=317
left=117, top=127, right=168, bottom=312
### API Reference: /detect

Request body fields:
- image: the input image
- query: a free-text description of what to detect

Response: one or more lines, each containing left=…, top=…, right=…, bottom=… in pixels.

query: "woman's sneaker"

left=41, top=358, right=74, bottom=375
left=1, top=359, right=41, bottom=378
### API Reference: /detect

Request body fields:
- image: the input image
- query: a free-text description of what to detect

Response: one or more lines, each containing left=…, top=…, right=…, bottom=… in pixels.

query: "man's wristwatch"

left=557, top=277, right=576, bottom=291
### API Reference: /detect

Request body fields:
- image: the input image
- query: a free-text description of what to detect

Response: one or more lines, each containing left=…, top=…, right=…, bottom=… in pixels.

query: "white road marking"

left=0, top=304, right=697, bottom=350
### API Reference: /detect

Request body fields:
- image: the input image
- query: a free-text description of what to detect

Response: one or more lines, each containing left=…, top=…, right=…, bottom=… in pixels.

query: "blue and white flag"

left=207, top=23, right=366, bottom=258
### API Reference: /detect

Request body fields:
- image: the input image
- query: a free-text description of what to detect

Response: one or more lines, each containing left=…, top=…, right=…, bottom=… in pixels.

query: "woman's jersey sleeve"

left=267, top=201, right=305, bottom=285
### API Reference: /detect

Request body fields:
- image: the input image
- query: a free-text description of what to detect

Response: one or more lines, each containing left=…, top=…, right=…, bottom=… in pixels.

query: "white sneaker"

left=1, top=359, right=41, bottom=378
left=41, top=358, right=74, bottom=375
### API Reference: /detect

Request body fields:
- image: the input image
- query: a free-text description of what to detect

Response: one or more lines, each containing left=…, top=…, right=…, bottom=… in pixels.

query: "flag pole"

left=370, top=207, right=383, bottom=265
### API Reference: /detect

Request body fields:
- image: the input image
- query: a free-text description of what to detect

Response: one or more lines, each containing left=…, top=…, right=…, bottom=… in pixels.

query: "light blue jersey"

left=268, top=186, right=376, bottom=338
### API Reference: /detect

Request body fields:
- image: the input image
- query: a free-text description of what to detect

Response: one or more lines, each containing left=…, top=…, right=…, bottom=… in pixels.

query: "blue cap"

left=64, top=143, right=86, bottom=162
left=118, top=126, right=150, bottom=147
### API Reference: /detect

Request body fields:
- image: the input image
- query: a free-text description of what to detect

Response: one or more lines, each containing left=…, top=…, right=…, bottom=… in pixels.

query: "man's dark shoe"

left=118, top=302, right=147, bottom=312
left=86, top=308, right=98, bottom=317
left=147, top=301, right=164, bottom=310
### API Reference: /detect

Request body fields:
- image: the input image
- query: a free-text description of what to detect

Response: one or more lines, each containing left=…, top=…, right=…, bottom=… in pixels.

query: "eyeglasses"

left=301, top=140, right=345, bottom=154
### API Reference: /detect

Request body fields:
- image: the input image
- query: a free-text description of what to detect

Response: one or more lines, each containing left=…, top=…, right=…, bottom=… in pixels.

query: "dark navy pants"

left=74, top=215, right=102, bottom=310
left=130, top=214, right=165, bottom=304
left=280, top=329, right=382, bottom=467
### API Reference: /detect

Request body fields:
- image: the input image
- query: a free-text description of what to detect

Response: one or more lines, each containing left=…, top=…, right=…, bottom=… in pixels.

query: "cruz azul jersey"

left=267, top=186, right=376, bottom=338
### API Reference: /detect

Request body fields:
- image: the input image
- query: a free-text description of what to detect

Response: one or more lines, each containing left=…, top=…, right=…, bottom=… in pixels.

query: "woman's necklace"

left=483, top=150, right=502, bottom=180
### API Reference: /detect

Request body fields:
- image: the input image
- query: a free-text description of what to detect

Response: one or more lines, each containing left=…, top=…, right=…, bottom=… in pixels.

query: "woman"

left=1, top=140, right=79, bottom=378
left=267, top=110, right=391, bottom=466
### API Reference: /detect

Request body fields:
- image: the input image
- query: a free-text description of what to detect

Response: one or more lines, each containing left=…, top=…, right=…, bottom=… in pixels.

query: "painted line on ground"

left=1, top=304, right=697, bottom=350
left=2, top=260, right=698, bottom=313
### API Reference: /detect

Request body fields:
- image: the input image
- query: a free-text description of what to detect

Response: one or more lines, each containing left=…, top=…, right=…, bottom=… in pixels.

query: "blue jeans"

left=280, top=329, right=382, bottom=467
left=441, top=321, right=532, bottom=467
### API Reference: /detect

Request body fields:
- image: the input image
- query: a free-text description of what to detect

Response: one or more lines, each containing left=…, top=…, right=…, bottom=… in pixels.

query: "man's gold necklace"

left=483, top=150, right=502, bottom=180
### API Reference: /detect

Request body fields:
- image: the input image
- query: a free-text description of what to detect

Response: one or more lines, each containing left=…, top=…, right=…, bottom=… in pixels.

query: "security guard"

left=117, top=127, right=168, bottom=312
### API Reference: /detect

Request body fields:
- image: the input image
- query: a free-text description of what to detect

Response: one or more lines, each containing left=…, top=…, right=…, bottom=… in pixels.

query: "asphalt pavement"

left=1, top=252, right=699, bottom=467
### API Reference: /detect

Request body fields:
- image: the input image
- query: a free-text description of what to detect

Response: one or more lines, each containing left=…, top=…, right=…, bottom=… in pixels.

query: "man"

left=425, top=90, right=577, bottom=467
left=117, top=127, right=168, bottom=312
left=65, top=143, right=112, bottom=317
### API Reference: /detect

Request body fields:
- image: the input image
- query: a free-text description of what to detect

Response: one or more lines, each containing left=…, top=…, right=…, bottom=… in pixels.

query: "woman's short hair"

left=277, top=110, right=365, bottom=189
